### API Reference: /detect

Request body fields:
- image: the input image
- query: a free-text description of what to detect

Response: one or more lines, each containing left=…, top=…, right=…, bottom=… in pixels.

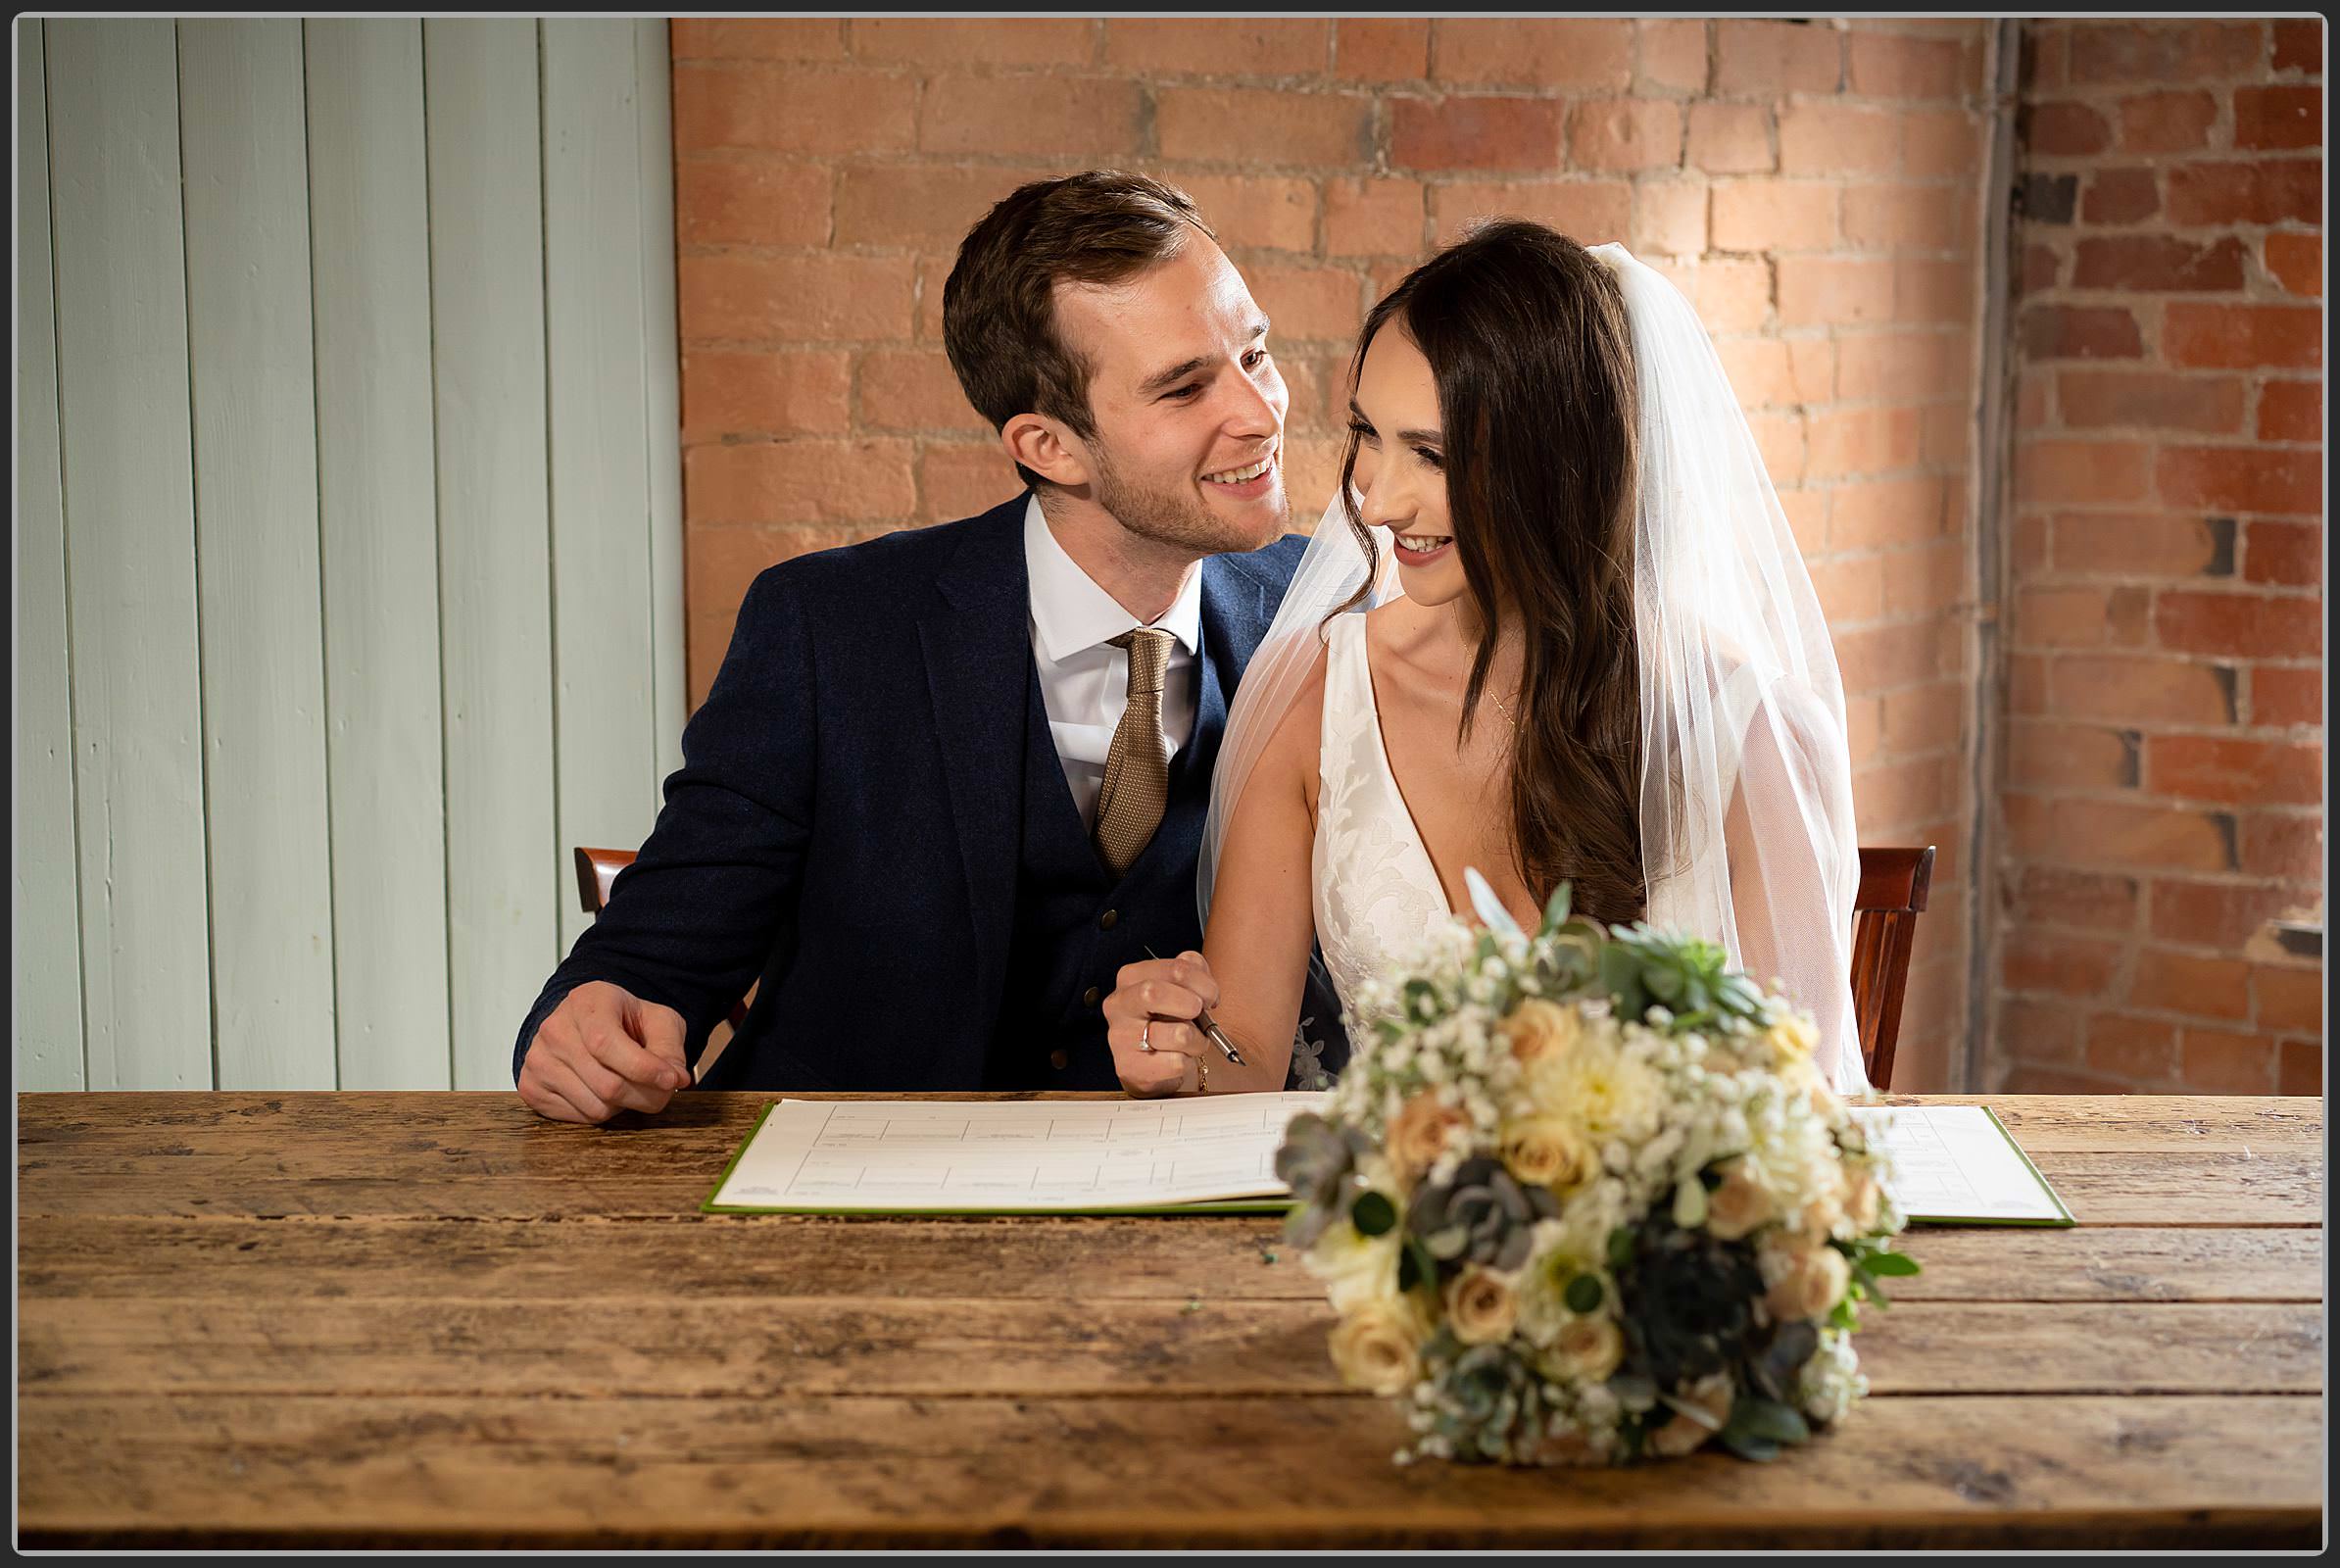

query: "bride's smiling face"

left=1348, top=326, right=1466, bottom=607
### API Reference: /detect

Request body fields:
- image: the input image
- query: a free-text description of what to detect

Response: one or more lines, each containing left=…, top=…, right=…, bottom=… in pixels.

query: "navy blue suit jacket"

left=513, top=494, right=1310, bottom=1091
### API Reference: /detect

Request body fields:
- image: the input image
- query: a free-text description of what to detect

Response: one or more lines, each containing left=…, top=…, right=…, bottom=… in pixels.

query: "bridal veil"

left=1200, top=241, right=1872, bottom=1096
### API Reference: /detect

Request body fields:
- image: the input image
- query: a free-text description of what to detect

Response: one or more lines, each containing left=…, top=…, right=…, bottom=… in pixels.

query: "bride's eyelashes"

left=1346, top=416, right=1443, bottom=471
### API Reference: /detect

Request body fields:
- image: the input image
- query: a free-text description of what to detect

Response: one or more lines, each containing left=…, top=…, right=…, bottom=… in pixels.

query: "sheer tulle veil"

left=1199, top=241, right=1872, bottom=1095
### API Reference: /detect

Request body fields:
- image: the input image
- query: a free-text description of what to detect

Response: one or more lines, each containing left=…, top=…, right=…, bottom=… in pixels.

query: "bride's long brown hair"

left=1334, top=220, right=1646, bottom=924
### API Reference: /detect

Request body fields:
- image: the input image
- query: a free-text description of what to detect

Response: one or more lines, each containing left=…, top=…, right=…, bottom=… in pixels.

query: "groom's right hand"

left=518, top=981, right=692, bottom=1124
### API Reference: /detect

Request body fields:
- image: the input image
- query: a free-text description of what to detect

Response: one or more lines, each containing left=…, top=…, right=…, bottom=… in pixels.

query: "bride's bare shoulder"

left=1252, top=634, right=1333, bottom=808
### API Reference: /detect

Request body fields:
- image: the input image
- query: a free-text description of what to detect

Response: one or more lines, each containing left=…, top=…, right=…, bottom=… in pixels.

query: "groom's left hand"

left=1101, top=952, right=1219, bottom=1097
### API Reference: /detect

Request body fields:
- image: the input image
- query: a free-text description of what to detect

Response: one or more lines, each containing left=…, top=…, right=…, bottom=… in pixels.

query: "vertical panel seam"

left=174, top=19, right=223, bottom=1093
left=38, top=20, right=94, bottom=1091
left=539, top=20, right=565, bottom=976
left=298, top=18, right=344, bottom=1091
left=420, top=20, right=460, bottom=1093
left=635, top=21, right=661, bottom=817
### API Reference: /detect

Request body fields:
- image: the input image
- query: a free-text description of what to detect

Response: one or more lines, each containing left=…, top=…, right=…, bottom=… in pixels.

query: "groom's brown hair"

left=943, top=171, right=1217, bottom=490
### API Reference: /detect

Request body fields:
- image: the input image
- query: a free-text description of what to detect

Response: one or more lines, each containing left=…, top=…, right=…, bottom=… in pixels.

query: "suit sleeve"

left=512, top=565, right=818, bottom=1081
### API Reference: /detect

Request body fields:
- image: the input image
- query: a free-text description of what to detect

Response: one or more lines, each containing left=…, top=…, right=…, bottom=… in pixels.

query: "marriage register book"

left=704, top=1096, right=2073, bottom=1225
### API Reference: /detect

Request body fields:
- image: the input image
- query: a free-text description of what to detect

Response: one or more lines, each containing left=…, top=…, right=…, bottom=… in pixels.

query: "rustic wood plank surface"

left=15, top=1092, right=2324, bottom=1548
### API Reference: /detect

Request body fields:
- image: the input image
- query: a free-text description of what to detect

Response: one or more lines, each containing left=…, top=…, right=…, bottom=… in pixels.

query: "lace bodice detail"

left=1311, top=615, right=1453, bottom=1030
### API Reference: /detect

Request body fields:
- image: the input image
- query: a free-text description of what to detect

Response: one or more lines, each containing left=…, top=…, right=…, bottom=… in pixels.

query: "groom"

left=513, top=170, right=1342, bottom=1122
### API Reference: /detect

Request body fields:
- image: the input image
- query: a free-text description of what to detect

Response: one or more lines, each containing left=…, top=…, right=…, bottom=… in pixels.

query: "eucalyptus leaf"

left=1564, top=1273, right=1605, bottom=1314
left=1672, top=1178, right=1709, bottom=1229
left=1865, top=1249, right=1922, bottom=1277
left=1728, top=1396, right=1812, bottom=1446
left=1718, top=1431, right=1781, bottom=1463
left=1607, top=1226, right=1637, bottom=1271
left=1350, top=1189, right=1396, bottom=1237
left=1540, top=881, right=1574, bottom=934
left=1465, top=866, right=1525, bottom=941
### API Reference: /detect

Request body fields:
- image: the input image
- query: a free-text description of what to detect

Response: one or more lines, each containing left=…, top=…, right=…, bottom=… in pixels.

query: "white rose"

left=1304, top=1223, right=1403, bottom=1316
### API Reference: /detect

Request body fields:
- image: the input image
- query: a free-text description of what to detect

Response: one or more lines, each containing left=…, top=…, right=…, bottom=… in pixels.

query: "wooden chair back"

left=1851, top=845, right=1936, bottom=1090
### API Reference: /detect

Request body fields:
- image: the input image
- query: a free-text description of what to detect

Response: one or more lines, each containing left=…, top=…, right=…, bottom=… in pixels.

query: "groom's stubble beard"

left=1088, top=438, right=1290, bottom=560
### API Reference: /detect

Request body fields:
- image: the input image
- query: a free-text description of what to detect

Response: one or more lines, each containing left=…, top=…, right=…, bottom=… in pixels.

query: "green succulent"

left=1406, top=1155, right=1561, bottom=1273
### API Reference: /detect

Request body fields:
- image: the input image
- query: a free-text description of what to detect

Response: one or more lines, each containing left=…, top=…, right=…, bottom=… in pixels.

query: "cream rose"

left=1842, top=1163, right=1882, bottom=1232
left=1500, top=1113, right=1592, bottom=1193
left=1328, top=1301, right=1425, bottom=1396
left=1502, top=998, right=1581, bottom=1065
left=1702, top=1157, right=1776, bottom=1242
left=1649, top=1372, right=1735, bottom=1457
left=1539, top=1311, right=1625, bottom=1383
left=1763, top=1240, right=1852, bottom=1323
left=1445, top=1266, right=1520, bottom=1346
left=1388, top=1091, right=1471, bottom=1183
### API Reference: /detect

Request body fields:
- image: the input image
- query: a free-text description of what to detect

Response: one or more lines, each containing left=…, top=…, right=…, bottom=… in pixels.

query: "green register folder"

left=704, top=1096, right=2073, bottom=1225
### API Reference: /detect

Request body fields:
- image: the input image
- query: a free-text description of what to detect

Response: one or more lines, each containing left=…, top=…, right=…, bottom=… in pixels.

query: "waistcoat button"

left=1097, top=908, right=1118, bottom=931
left=1048, top=1049, right=1070, bottom=1071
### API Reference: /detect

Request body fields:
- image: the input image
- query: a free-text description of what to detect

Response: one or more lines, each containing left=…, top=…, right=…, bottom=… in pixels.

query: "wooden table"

left=16, top=1092, right=2324, bottom=1548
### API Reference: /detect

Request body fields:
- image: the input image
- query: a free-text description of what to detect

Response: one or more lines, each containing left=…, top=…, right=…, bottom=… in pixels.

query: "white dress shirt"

left=1023, top=495, right=1202, bottom=831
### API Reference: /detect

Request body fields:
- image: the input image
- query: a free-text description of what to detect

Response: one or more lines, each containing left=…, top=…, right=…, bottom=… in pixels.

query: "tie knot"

left=1109, top=626, right=1175, bottom=697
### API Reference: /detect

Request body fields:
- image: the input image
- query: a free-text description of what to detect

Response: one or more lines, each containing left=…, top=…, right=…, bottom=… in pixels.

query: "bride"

left=1101, top=220, right=1872, bottom=1097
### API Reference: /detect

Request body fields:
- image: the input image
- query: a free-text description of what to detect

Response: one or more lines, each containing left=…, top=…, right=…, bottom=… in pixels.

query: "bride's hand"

left=1101, top=951, right=1221, bottom=1098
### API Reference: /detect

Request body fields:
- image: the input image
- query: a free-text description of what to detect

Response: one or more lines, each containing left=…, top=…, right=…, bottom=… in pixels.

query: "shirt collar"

left=1022, top=493, right=1203, bottom=664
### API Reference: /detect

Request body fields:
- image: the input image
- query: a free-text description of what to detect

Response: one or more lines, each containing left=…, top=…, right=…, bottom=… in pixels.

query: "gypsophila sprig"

left=1279, top=868, right=1912, bottom=1466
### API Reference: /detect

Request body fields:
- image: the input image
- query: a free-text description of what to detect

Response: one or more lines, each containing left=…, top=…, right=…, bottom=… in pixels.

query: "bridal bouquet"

left=1275, top=874, right=1913, bottom=1467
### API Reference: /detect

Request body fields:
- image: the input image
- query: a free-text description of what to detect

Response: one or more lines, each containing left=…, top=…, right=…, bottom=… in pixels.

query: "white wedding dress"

left=1309, top=613, right=1453, bottom=1025
left=1305, top=611, right=1856, bottom=1084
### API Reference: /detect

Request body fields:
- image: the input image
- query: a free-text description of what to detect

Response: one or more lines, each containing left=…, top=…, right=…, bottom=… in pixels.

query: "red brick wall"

left=1994, top=19, right=2324, bottom=1096
left=669, top=17, right=2005, bottom=1089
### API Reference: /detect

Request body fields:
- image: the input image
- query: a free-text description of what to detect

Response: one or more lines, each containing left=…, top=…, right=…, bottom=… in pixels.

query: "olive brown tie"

left=1093, top=627, right=1175, bottom=878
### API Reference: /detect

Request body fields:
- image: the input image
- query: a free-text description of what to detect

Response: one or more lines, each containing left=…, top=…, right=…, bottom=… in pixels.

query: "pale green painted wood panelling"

left=423, top=19, right=561, bottom=1092
left=545, top=19, right=663, bottom=957
left=14, top=20, right=88, bottom=1090
left=636, top=20, right=689, bottom=795
left=304, top=19, right=453, bottom=1089
left=45, top=19, right=215, bottom=1089
left=177, top=19, right=339, bottom=1089
left=18, top=19, right=684, bottom=1093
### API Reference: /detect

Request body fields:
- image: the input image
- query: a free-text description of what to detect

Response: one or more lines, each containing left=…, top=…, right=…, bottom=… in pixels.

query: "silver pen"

left=1144, top=945, right=1246, bottom=1066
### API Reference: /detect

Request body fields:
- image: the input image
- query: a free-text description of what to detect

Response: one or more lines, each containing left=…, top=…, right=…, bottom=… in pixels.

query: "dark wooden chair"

left=573, top=847, right=750, bottom=1037
left=1852, top=845, right=1935, bottom=1091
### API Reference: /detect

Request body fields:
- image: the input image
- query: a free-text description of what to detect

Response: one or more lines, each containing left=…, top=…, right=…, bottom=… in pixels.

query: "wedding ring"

left=1195, top=1056, right=1209, bottom=1094
left=1140, top=1019, right=1154, bottom=1053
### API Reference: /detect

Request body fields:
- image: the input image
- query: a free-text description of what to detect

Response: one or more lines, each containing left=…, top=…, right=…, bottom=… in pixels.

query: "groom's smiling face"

left=1047, top=237, right=1292, bottom=555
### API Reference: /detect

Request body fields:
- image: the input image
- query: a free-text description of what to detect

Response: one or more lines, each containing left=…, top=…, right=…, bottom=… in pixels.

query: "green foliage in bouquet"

left=1278, top=872, right=1915, bottom=1468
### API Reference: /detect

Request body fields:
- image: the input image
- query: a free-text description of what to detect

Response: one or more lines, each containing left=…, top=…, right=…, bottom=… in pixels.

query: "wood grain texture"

left=15, top=1218, right=2319, bottom=1304
left=45, top=19, right=215, bottom=1089
left=176, top=18, right=338, bottom=1090
left=13, top=18, right=88, bottom=1090
left=16, top=1394, right=2320, bottom=1548
left=422, top=19, right=560, bottom=1090
left=303, top=18, right=454, bottom=1090
left=15, top=1093, right=2321, bottom=1547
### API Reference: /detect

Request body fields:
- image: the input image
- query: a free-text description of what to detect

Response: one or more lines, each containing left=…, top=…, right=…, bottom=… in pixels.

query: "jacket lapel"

left=918, top=500, right=1032, bottom=1021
